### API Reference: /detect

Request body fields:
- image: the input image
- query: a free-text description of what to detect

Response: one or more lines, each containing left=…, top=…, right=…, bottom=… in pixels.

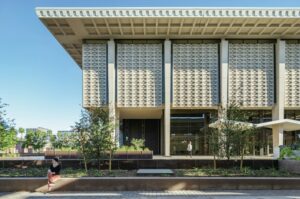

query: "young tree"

left=0, top=98, right=17, bottom=153
left=23, top=129, right=47, bottom=152
left=0, top=127, right=17, bottom=153
left=72, top=110, right=91, bottom=173
left=207, top=127, right=223, bottom=170
left=50, top=134, right=62, bottom=153
left=232, top=123, right=256, bottom=170
left=50, top=131, right=75, bottom=152
left=216, top=103, right=256, bottom=170
left=18, top=127, right=25, bottom=142
left=86, top=108, right=116, bottom=171
left=72, top=108, right=116, bottom=172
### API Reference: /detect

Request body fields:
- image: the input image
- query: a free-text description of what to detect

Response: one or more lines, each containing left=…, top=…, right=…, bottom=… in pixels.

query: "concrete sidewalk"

left=1, top=190, right=300, bottom=199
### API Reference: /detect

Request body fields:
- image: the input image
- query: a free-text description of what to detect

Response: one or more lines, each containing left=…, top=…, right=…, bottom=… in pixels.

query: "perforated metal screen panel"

left=82, top=43, right=107, bottom=107
left=286, top=43, right=300, bottom=107
left=229, top=42, right=274, bottom=107
left=117, top=43, right=163, bottom=107
left=172, top=43, right=219, bottom=107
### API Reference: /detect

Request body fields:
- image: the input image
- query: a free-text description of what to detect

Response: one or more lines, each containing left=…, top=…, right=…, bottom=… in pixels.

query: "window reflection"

left=285, top=110, right=300, bottom=146
left=170, top=110, right=217, bottom=155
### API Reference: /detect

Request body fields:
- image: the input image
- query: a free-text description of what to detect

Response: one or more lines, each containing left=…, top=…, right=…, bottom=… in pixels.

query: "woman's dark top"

left=50, top=164, right=61, bottom=175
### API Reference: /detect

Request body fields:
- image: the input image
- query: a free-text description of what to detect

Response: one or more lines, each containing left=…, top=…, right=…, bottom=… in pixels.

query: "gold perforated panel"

left=285, top=43, right=300, bottom=107
left=117, top=43, right=163, bottom=107
left=172, top=43, right=219, bottom=107
left=82, top=43, right=107, bottom=107
left=229, top=42, right=274, bottom=107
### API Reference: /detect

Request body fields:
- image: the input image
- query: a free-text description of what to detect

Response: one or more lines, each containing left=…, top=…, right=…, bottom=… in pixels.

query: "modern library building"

left=36, top=7, right=300, bottom=157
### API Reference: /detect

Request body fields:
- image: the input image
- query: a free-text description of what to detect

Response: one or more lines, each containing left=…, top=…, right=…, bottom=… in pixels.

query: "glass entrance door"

left=123, top=119, right=161, bottom=154
left=170, top=113, right=211, bottom=155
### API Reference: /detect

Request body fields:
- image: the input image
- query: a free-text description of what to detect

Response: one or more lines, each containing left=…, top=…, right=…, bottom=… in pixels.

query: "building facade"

left=36, top=7, right=300, bottom=157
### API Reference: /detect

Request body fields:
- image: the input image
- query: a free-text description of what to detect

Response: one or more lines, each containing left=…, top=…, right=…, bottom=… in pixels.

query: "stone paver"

left=0, top=190, right=300, bottom=199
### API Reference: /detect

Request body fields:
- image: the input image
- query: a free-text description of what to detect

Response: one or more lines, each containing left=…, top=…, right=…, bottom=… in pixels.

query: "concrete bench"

left=136, top=169, right=174, bottom=176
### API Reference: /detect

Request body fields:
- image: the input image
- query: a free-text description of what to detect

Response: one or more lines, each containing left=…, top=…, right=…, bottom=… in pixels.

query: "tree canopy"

left=0, top=98, right=17, bottom=152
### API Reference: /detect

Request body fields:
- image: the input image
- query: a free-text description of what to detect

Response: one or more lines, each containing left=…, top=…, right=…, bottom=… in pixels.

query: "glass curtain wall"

left=245, top=110, right=273, bottom=156
left=170, top=110, right=275, bottom=156
left=285, top=110, right=300, bottom=146
left=170, top=110, right=217, bottom=155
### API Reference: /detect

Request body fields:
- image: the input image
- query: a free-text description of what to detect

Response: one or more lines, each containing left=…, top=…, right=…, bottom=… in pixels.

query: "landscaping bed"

left=0, top=167, right=299, bottom=177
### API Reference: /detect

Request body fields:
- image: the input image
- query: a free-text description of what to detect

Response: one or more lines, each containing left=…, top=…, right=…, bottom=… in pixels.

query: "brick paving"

left=0, top=190, right=300, bottom=199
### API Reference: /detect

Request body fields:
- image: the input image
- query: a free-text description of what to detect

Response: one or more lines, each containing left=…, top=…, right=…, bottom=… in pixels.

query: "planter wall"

left=0, top=177, right=300, bottom=192
left=44, top=151, right=153, bottom=160
left=0, top=159, right=278, bottom=170
left=113, top=151, right=153, bottom=159
left=279, top=160, right=300, bottom=174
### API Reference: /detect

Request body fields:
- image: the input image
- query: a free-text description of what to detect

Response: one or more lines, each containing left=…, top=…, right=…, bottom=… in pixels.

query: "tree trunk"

left=240, top=148, right=244, bottom=171
left=83, top=155, right=88, bottom=173
left=226, top=145, right=230, bottom=160
left=98, top=158, right=101, bottom=171
left=98, top=149, right=101, bottom=171
left=213, top=154, right=216, bottom=170
left=80, top=141, right=88, bottom=173
left=109, top=150, right=112, bottom=171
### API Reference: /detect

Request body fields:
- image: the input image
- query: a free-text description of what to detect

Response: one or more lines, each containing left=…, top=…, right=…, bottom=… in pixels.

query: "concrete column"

left=272, top=39, right=285, bottom=158
left=108, top=39, right=118, bottom=146
left=164, top=39, right=171, bottom=156
left=220, top=39, right=229, bottom=109
left=272, top=126, right=284, bottom=158
left=115, top=109, right=120, bottom=147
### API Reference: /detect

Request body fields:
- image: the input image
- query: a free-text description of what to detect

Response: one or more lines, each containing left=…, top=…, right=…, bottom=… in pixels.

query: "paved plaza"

left=1, top=190, right=300, bottom=199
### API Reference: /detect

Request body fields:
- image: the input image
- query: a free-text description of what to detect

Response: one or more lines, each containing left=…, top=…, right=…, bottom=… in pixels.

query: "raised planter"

left=0, top=177, right=299, bottom=192
left=293, top=150, right=300, bottom=157
left=279, top=160, right=300, bottom=174
left=0, top=159, right=278, bottom=170
left=45, top=151, right=79, bottom=159
left=113, top=151, right=153, bottom=159
left=45, top=151, right=153, bottom=160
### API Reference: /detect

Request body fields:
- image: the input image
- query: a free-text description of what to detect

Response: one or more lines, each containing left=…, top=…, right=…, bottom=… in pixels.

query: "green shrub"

left=116, top=138, right=148, bottom=152
left=116, top=145, right=149, bottom=152
left=279, top=146, right=293, bottom=159
left=131, top=138, right=145, bottom=150
left=143, top=147, right=150, bottom=152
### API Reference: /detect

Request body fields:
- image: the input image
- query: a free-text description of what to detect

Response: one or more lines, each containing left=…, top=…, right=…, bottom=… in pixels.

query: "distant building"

left=57, top=130, right=75, bottom=135
left=26, top=127, right=51, bottom=133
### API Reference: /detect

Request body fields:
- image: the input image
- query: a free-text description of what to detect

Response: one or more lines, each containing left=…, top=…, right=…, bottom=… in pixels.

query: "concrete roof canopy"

left=36, top=7, right=300, bottom=67
left=256, top=119, right=300, bottom=131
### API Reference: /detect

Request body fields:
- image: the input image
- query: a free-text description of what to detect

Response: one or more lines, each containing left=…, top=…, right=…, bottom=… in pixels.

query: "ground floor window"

left=284, top=110, right=300, bottom=146
left=170, top=110, right=217, bottom=155
left=170, top=110, right=274, bottom=156
left=244, top=110, right=273, bottom=155
left=122, top=119, right=161, bottom=155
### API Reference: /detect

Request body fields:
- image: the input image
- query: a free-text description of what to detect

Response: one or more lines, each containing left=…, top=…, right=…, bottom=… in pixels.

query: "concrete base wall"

left=0, top=159, right=278, bottom=170
left=0, top=177, right=300, bottom=192
left=279, top=160, right=300, bottom=174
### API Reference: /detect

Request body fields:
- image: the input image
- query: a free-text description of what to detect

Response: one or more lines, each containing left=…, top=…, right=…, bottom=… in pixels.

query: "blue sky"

left=1, top=0, right=300, bottom=133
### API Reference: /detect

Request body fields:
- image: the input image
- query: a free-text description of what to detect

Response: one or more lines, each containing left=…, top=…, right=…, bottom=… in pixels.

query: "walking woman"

left=187, top=140, right=193, bottom=158
left=47, top=157, right=61, bottom=191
